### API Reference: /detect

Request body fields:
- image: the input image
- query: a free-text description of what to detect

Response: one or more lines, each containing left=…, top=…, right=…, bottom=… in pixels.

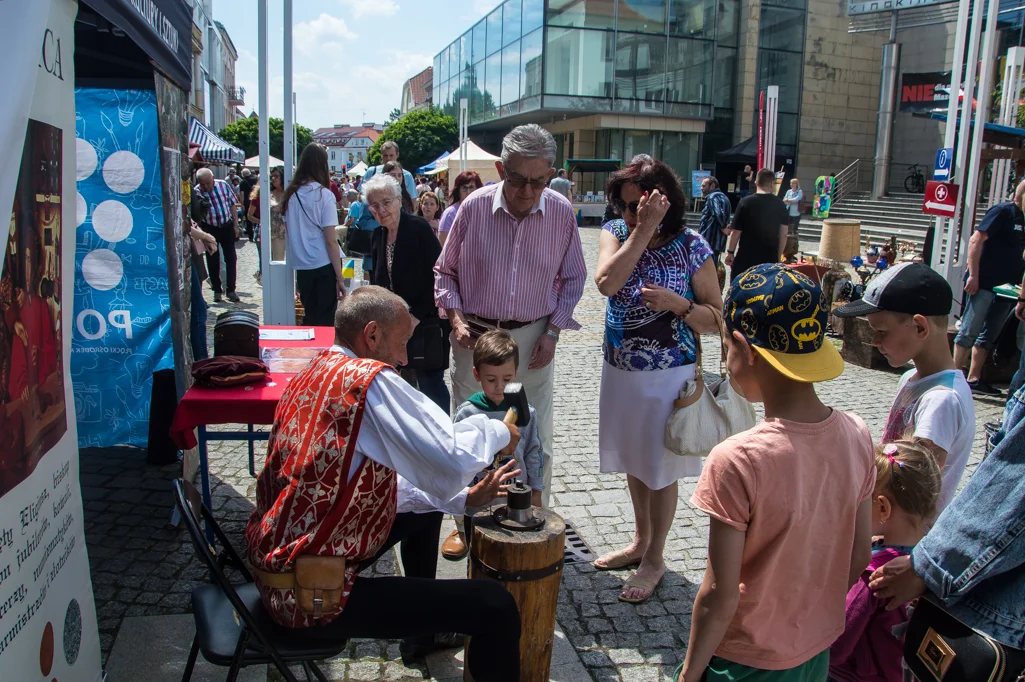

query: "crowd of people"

left=184, top=124, right=1025, bottom=682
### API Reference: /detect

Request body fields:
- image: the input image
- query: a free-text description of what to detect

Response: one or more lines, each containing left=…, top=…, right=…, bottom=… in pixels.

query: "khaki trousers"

left=450, top=317, right=555, bottom=507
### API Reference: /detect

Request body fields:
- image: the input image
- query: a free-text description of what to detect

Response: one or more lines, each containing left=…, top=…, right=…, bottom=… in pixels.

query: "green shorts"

left=674, top=650, right=829, bottom=682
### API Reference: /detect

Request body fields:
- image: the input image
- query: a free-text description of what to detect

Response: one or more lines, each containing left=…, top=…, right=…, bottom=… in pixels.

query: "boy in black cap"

left=835, top=263, right=975, bottom=512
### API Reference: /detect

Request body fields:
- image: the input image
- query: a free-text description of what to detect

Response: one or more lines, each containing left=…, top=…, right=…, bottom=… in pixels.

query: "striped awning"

left=189, top=117, right=245, bottom=164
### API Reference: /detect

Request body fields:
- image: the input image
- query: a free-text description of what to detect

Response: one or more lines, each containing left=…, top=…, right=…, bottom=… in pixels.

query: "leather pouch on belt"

left=294, top=555, right=346, bottom=618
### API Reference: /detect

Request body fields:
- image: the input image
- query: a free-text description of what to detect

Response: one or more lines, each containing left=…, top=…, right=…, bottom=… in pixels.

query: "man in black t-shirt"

left=724, top=168, right=789, bottom=281
left=953, top=180, right=1025, bottom=395
left=239, top=169, right=256, bottom=242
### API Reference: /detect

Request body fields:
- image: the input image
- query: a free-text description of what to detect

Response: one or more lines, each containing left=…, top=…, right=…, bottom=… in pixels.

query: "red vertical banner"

left=757, top=90, right=766, bottom=170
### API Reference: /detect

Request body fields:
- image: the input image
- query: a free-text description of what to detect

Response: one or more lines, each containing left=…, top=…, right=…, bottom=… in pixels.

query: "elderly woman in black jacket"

left=363, top=173, right=450, bottom=410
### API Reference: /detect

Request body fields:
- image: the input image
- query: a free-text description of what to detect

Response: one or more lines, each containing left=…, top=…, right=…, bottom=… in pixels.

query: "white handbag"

left=665, top=305, right=756, bottom=457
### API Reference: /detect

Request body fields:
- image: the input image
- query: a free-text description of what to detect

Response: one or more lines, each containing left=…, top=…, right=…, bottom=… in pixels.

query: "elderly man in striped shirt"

left=435, top=124, right=586, bottom=523
left=194, top=167, right=241, bottom=303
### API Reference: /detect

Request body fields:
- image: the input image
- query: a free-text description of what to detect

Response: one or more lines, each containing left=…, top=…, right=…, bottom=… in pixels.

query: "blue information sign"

left=934, top=147, right=953, bottom=181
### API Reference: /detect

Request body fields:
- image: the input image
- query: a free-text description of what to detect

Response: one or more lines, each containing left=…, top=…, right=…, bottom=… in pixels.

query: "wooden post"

left=465, top=508, right=566, bottom=682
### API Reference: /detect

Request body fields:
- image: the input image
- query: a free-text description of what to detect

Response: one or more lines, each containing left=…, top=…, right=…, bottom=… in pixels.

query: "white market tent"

left=347, top=160, right=368, bottom=177
left=445, top=141, right=501, bottom=188
left=245, top=154, right=285, bottom=168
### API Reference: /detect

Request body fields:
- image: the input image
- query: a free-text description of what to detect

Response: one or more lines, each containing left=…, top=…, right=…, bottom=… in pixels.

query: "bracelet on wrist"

left=679, top=299, right=695, bottom=320
left=1018, top=297, right=1025, bottom=303
left=545, top=328, right=560, bottom=341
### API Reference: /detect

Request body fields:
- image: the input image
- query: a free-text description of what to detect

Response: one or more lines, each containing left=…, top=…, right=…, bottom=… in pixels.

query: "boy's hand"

left=466, top=459, right=521, bottom=507
left=499, top=423, right=520, bottom=457
left=531, top=489, right=542, bottom=508
left=1016, top=300, right=1025, bottom=322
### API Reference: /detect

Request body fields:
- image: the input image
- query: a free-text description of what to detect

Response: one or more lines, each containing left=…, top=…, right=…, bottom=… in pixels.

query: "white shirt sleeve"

left=396, top=475, right=469, bottom=515
left=320, top=187, right=339, bottom=227
left=354, top=368, right=511, bottom=500
left=912, top=388, right=964, bottom=453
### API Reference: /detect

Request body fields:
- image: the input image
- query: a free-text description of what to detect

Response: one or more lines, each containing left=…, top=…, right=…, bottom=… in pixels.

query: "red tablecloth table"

left=169, top=326, right=334, bottom=509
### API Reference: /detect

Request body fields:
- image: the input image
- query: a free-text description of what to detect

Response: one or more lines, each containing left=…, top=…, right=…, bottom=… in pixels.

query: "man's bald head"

left=196, top=167, right=214, bottom=190
left=334, top=286, right=412, bottom=366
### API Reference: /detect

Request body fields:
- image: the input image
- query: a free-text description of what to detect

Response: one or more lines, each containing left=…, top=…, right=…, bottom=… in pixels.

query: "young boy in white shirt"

left=835, top=263, right=976, bottom=511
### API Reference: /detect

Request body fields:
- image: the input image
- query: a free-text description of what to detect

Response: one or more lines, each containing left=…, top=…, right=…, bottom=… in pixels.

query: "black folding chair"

left=172, top=479, right=347, bottom=682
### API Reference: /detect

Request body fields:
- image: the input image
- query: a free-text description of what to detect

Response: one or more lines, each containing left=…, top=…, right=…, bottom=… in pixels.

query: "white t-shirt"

left=881, top=368, right=976, bottom=511
left=281, top=183, right=338, bottom=270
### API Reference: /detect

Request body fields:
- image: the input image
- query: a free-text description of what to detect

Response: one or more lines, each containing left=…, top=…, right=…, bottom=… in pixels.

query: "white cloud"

left=467, top=0, right=497, bottom=20
left=293, top=13, right=357, bottom=56
left=337, top=0, right=399, bottom=19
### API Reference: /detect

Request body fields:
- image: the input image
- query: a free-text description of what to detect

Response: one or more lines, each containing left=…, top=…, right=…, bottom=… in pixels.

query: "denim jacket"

left=911, top=385, right=1025, bottom=649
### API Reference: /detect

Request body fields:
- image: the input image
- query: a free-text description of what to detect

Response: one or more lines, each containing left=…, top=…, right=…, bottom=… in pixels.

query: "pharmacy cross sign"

left=922, top=180, right=959, bottom=218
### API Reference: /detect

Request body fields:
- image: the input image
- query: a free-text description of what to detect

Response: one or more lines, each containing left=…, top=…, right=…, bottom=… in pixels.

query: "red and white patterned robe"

left=245, top=351, right=397, bottom=628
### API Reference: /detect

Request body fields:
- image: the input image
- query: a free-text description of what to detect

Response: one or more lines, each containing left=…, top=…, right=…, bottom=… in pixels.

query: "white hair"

left=363, top=173, right=401, bottom=200
left=501, top=124, right=557, bottom=167
left=334, top=285, right=410, bottom=347
left=196, top=168, right=214, bottom=181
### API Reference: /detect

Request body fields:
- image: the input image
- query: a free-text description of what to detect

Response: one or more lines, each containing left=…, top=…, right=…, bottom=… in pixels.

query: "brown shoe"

left=441, top=529, right=468, bottom=560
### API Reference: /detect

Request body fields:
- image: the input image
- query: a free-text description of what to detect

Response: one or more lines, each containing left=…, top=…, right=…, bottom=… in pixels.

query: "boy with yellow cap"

left=676, top=264, right=876, bottom=682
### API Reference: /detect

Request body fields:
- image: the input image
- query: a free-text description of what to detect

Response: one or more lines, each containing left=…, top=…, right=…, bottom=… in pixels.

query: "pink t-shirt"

left=691, top=409, right=876, bottom=671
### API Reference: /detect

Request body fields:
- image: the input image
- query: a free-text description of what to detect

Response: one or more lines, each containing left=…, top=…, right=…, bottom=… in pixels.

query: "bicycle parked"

left=904, top=163, right=926, bottom=193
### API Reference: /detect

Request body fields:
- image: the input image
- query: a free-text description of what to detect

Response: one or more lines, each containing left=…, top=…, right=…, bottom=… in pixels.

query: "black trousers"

left=204, top=221, right=238, bottom=294
left=316, top=512, right=521, bottom=682
left=295, top=264, right=338, bottom=327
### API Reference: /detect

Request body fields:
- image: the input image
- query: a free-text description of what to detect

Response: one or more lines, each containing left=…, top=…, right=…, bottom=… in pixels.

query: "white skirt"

left=599, top=361, right=703, bottom=490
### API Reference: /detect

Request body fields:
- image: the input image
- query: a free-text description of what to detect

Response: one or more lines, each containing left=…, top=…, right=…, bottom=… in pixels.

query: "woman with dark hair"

left=437, top=171, right=483, bottom=248
left=592, top=157, right=723, bottom=604
left=248, top=166, right=286, bottom=285
left=281, top=144, right=345, bottom=326
left=382, top=161, right=416, bottom=214
left=417, top=191, right=443, bottom=237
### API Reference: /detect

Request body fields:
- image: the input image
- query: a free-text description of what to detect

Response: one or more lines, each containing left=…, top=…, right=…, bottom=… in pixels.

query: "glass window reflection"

left=758, top=7, right=806, bottom=51
left=544, top=27, right=614, bottom=97
left=614, top=33, right=666, bottom=103
left=757, top=49, right=803, bottom=112
left=617, top=0, right=667, bottom=33
left=501, top=41, right=521, bottom=105
left=487, top=8, right=503, bottom=56
left=522, top=0, right=543, bottom=33
left=521, top=29, right=543, bottom=98
left=503, top=0, right=521, bottom=47
left=666, top=38, right=713, bottom=103
left=469, top=61, right=487, bottom=123
left=547, top=0, right=616, bottom=29
left=485, top=52, right=502, bottom=117
left=668, top=0, right=715, bottom=40
left=459, top=33, right=470, bottom=72
left=472, top=20, right=487, bottom=64
left=713, top=47, right=736, bottom=108
left=715, top=0, right=740, bottom=46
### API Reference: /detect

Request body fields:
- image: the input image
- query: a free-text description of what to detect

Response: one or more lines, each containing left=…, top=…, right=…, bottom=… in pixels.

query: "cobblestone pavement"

left=81, top=231, right=1008, bottom=681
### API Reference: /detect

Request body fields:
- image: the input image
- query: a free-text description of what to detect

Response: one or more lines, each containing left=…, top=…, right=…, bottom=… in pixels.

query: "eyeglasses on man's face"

left=504, top=171, right=550, bottom=190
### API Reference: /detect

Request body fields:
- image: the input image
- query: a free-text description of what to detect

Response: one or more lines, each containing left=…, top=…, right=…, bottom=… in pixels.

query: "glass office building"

left=433, top=0, right=745, bottom=183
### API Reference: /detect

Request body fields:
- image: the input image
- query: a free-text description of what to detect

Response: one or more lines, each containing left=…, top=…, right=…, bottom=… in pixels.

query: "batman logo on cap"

left=738, top=272, right=767, bottom=290
left=740, top=308, right=758, bottom=338
left=788, top=289, right=812, bottom=313
left=791, top=317, right=822, bottom=348
left=768, top=324, right=789, bottom=352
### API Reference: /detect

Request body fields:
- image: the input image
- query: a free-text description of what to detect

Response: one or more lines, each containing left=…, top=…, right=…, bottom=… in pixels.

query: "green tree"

left=367, top=107, right=458, bottom=172
left=388, top=107, right=402, bottom=123
left=217, top=117, right=313, bottom=161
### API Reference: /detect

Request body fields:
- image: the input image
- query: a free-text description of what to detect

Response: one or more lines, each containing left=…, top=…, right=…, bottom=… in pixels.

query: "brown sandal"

left=593, top=549, right=643, bottom=571
left=618, top=572, right=663, bottom=604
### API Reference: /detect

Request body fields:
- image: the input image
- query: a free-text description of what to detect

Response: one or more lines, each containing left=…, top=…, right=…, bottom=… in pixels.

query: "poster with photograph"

left=0, top=1, right=103, bottom=680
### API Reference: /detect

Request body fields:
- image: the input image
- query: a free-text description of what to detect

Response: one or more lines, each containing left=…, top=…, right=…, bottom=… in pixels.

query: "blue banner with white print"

left=71, top=88, right=174, bottom=448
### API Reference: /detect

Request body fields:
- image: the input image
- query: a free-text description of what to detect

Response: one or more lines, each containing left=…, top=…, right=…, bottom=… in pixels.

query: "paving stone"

left=608, top=648, right=646, bottom=665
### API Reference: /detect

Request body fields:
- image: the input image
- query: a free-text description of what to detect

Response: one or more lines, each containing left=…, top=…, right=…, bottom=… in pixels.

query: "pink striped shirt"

left=434, top=183, right=587, bottom=330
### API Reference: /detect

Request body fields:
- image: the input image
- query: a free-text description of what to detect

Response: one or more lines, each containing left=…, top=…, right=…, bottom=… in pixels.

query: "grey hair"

left=381, top=140, right=400, bottom=154
left=345, top=189, right=359, bottom=199
left=196, top=168, right=214, bottom=181
left=334, top=286, right=410, bottom=348
left=501, top=124, right=556, bottom=167
left=363, top=173, right=401, bottom=200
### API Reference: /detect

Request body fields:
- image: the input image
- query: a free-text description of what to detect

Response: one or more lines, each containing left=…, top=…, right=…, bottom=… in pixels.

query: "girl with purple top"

left=828, top=440, right=941, bottom=682
left=437, top=170, right=482, bottom=248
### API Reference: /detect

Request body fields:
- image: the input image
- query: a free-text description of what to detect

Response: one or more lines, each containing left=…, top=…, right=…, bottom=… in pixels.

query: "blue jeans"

left=1007, top=321, right=1025, bottom=411
left=190, top=264, right=208, bottom=361
left=953, top=288, right=1014, bottom=351
left=416, top=368, right=451, bottom=413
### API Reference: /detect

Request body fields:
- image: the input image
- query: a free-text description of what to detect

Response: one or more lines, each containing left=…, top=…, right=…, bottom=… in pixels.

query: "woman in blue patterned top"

left=593, top=157, right=724, bottom=604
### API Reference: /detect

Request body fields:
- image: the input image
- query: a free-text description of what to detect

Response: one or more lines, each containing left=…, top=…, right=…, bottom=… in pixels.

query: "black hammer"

left=502, top=382, right=530, bottom=427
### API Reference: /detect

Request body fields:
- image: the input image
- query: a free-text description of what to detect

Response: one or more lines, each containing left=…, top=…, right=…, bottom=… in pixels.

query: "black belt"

left=467, top=315, right=538, bottom=331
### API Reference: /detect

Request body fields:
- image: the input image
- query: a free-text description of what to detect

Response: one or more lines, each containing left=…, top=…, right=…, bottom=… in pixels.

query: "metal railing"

left=226, top=85, right=246, bottom=105
left=831, top=158, right=862, bottom=207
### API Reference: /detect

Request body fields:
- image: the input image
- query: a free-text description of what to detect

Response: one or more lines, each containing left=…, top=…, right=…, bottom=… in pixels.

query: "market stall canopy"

left=347, top=161, right=368, bottom=177
left=446, top=141, right=501, bottom=188
left=566, top=159, right=622, bottom=174
left=715, top=136, right=796, bottom=163
left=189, top=117, right=245, bottom=164
left=83, top=0, right=192, bottom=91
left=245, top=154, right=285, bottom=168
left=418, top=151, right=451, bottom=174
left=923, top=112, right=1025, bottom=148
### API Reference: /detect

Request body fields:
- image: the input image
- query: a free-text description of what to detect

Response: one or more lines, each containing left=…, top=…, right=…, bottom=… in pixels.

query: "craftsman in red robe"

left=6, top=285, right=57, bottom=405
left=246, top=286, right=522, bottom=682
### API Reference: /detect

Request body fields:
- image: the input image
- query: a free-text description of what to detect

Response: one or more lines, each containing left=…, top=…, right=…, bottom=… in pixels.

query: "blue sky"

left=213, top=0, right=498, bottom=130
